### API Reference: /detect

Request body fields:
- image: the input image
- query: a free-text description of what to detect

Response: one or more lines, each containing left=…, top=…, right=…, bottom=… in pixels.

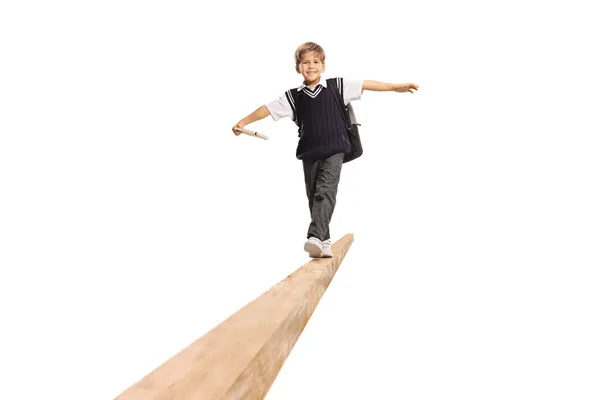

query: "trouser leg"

left=302, top=153, right=344, bottom=241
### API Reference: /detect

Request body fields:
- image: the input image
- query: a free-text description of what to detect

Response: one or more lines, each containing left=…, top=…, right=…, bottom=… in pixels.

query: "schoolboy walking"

left=232, top=42, right=418, bottom=258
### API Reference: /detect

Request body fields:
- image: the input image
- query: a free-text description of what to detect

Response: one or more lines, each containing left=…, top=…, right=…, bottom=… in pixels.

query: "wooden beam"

left=116, top=233, right=354, bottom=400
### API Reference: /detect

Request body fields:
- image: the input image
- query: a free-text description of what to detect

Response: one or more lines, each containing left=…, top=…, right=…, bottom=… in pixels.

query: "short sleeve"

left=265, top=93, right=293, bottom=121
left=343, top=79, right=364, bottom=105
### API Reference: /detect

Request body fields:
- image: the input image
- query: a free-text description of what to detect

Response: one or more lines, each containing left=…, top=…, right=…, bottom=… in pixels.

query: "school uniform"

left=266, top=77, right=363, bottom=242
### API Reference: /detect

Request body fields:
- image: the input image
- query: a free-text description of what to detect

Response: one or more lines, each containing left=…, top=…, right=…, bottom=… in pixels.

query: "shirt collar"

left=297, top=76, right=328, bottom=91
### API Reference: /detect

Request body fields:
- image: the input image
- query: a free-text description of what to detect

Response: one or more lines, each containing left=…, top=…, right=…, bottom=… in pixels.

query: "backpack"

left=326, top=78, right=363, bottom=163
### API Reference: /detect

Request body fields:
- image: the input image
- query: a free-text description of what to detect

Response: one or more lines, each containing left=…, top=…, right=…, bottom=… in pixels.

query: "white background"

left=1, top=0, right=599, bottom=399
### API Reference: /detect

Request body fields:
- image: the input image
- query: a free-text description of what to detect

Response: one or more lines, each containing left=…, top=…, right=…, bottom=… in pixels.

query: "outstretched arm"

left=362, top=80, right=419, bottom=93
left=232, top=105, right=271, bottom=136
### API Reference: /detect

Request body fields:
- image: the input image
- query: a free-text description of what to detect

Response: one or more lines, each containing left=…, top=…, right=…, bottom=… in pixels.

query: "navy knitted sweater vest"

left=286, top=79, right=351, bottom=160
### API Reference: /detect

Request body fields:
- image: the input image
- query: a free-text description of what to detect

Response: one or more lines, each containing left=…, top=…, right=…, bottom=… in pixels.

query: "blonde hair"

left=294, top=42, right=326, bottom=66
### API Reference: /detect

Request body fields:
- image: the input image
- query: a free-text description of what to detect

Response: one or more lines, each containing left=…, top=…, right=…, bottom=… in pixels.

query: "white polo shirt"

left=266, top=76, right=364, bottom=121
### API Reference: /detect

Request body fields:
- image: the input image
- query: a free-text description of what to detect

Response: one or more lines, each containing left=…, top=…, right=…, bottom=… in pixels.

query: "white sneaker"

left=322, top=239, right=332, bottom=258
left=304, top=237, right=323, bottom=258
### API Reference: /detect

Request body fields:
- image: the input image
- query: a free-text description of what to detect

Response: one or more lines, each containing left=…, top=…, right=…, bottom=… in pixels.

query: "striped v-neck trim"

left=302, top=84, right=323, bottom=98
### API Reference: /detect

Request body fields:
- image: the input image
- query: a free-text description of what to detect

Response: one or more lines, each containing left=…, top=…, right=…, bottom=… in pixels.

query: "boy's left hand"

left=394, top=83, right=419, bottom=93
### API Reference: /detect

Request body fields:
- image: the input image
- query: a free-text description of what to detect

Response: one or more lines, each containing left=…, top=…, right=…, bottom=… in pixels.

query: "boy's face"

left=296, top=51, right=325, bottom=86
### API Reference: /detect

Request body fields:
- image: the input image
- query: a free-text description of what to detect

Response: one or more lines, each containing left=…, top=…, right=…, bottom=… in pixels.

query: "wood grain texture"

left=116, top=233, right=354, bottom=400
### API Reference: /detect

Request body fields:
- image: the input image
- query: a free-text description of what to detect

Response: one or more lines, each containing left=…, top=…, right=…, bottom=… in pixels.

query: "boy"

left=232, top=42, right=418, bottom=258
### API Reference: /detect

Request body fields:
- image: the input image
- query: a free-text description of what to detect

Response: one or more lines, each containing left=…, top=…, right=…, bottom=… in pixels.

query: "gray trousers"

left=302, top=153, right=344, bottom=241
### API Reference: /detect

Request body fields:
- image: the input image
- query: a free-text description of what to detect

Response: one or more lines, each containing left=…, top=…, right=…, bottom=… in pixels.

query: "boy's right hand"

left=232, top=122, right=245, bottom=136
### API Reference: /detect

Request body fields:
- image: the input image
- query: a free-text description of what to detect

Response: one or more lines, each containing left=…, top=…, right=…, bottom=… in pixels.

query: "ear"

left=296, top=65, right=301, bottom=74
left=322, top=63, right=326, bottom=73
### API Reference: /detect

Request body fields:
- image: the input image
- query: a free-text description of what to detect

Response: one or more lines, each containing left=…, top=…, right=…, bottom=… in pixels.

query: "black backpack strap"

left=336, top=77, right=344, bottom=104
left=327, top=78, right=352, bottom=130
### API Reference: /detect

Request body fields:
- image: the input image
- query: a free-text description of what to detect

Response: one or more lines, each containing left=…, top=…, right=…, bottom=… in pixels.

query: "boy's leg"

left=305, top=153, right=344, bottom=241
left=302, top=158, right=320, bottom=227
left=302, top=158, right=324, bottom=257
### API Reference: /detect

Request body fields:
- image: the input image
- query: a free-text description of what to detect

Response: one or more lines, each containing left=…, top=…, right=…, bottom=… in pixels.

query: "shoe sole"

left=304, top=242, right=323, bottom=258
left=322, top=250, right=332, bottom=258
